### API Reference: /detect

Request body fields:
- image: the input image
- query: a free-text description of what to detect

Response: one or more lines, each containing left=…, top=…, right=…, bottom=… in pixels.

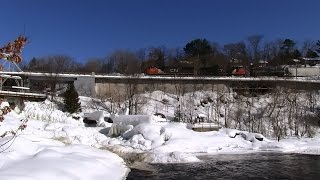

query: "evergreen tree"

left=278, top=39, right=301, bottom=65
left=281, top=39, right=296, bottom=55
left=291, top=49, right=302, bottom=59
left=184, top=38, right=212, bottom=57
left=63, top=83, right=81, bottom=114
left=306, top=49, right=319, bottom=58
left=184, top=39, right=213, bottom=75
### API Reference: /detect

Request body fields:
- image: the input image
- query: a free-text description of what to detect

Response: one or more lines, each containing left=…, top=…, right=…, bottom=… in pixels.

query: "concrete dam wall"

left=94, top=79, right=229, bottom=100
left=73, top=75, right=320, bottom=99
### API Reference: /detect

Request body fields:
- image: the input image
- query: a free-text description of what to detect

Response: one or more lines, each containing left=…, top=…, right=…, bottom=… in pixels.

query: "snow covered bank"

left=0, top=136, right=128, bottom=180
left=103, top=120, right=320, bottom=163
left=1, top=109, right=129, bottom=180
left=96, top=89, right=320, bottom=164
left=258, top=136, right=320, bottom=155
left=108, top=115, right=155, bottom=137
left=2, top=91, right=320, bottom=180
left=23, top=100, right=71, bottom=123
left=103, top=118, right=268, bottom=163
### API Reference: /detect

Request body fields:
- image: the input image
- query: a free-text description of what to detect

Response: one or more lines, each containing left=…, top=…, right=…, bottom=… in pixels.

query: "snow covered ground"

left=0, top=109, right=129, bottom=180
left=1, top=91, right=320, bottom=179
left=0, top=100, right=130, bottom=180
left=105, top=120, right=320, bottom=163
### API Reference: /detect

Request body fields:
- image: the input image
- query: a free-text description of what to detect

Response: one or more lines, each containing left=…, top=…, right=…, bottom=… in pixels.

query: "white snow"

left=108, top=115, right=154, bottom=137
left=1, top=89, right=320, bottom=179
left=104, top=119, right=320, bottom=164
left=0, top=107, right=129, bottom=180
left=0, top=136, right=128, bottom=180
left=83, top=110, right=112, bottom=127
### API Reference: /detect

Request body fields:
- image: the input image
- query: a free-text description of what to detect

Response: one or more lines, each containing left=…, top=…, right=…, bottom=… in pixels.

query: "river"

left=127, top=153, right=320, bottom=180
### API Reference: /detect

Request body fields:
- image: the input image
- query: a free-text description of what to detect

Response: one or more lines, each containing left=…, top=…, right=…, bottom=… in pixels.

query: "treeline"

left=22, top=35, right=320, bottom=75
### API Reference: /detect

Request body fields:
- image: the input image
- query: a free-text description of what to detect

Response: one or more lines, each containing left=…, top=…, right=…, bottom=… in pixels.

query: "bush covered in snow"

left=23, top=100, right=74, bottom=123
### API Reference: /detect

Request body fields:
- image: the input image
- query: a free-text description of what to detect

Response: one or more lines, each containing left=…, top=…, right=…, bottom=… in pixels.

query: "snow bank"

left=113, top=115, right=154, bottom=125
left=2, top=92, right=320, bottom=174
left=108, top=115, right=154, bottom=137
left=23, top=100, right=72, bottom=123
left=144, top=151, right=201, bottom=163
left=259, top=137, right=320, bottom=155
left=106, top=115, right=171, bottom=151
left=122, top=123, right=169, bottom=149
left=84, top=111, right=104, bottom=122
left=109, top=123, right=275, bottom=163
left=5, top=100, right=110, bottom=148
left=0, top=101, right=10, bottom=109
left=0, top=137, right=129, bottom=180
left=0, top=110, right=129, bottom=180
left=83, top=110, right=112, bottom=127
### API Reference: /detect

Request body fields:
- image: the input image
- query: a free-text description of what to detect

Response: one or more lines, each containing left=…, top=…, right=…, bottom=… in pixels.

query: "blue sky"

left=0, top=0, right=319, bottom=62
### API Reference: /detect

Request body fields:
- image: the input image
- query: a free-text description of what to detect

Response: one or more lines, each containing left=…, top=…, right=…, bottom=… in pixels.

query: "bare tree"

left=261, top=39, right=283, bottom=64
left=108, top=50, right=141, bottom=75
left=301, top=40, right=317, bottom=57
left=247, top=35, right=263, bottom=63
left=224, top=41, right=248, bottom=69
left=166, top=47, right=185, bottom=66
left=81, top=58, right=104, bottom=73
left=25, top=55, right=80, bottom=99
left=147, top=46, right=167, bottom=69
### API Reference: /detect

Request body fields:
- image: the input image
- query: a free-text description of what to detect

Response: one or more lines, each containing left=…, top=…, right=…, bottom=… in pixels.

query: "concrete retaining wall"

left=95, top=82, right=229, bottom=99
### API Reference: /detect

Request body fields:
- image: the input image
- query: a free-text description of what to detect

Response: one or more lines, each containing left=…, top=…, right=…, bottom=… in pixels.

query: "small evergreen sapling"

left=63, top=83, right=81, bottom=114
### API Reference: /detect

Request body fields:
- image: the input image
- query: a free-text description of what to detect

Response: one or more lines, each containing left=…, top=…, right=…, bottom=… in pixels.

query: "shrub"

left=63, top=83, right=81, bottom=114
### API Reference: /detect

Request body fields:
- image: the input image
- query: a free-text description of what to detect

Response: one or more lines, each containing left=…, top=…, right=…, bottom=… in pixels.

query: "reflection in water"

left=127, top=153, right=320, bottom=180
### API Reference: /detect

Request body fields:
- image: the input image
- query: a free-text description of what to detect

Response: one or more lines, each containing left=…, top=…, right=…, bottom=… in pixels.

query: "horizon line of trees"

left=22, top=35, right=320, bottom=75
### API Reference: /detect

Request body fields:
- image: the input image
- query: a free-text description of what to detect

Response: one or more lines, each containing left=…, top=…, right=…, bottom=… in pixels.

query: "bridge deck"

left=1, top=71, right=320, bottom=83
left=0, top=90, right=46, bottom=100
left=2, top=71, right=320, bottom=95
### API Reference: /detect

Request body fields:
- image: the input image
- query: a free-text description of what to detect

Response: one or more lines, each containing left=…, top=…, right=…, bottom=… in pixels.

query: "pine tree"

left=306, top=49, right=319, bottom=58
left=63, top=83, right=81, bottom=114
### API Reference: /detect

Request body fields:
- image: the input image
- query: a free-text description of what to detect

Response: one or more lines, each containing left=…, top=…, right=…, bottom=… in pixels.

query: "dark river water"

left=127, top=153, right=320, bottom=180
